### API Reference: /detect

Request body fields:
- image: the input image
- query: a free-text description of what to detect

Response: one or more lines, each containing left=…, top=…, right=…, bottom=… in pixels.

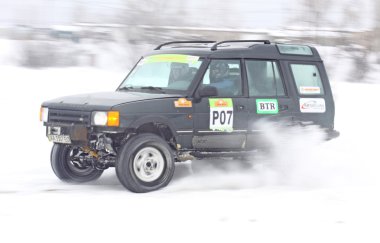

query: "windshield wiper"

left=139, top=86, right=166, bottom=93
left=118, top=86, right=134, bottom=91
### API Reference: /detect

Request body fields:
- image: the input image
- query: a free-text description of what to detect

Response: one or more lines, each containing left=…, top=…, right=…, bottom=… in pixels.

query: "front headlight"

left=40, top=107, right=49, bottom=122
left=92, top=111, right=120, bottom=127
left=93, top=112, right=108, bottom=126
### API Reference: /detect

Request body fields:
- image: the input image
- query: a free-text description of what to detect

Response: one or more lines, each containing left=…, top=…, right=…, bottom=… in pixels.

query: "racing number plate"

left=209, top=98, right=234, bottom=132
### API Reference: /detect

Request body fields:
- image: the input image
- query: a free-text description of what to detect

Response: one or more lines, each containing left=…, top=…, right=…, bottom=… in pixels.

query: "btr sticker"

left=209, top=98, right=233, bottom=132
left=256, top=99, right=279, bottom=114
left=300, top=98, right=326, bottom=113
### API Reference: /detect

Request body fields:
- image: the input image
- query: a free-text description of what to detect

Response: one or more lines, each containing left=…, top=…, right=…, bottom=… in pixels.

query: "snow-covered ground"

left=1, top=63, right=380, bottom=243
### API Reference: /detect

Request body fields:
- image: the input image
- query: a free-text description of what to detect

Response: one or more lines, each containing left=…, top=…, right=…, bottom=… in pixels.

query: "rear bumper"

left=326, top=129, right=340, bottom=140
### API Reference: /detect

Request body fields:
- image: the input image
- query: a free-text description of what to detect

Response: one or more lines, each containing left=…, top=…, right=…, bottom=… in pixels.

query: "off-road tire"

left=116, top=133, right=175, bottom=193
left=51, top=143, right=103, bottom=183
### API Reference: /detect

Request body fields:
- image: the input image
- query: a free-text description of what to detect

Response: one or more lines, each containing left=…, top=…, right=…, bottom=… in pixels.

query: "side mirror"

left=199, top=86, right=218, bottom=97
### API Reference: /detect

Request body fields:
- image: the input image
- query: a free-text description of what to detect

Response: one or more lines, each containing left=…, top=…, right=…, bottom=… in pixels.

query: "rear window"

left=290, top=64, right=324, bottom=95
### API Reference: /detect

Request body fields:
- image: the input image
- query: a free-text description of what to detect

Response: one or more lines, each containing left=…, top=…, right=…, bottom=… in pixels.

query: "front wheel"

left=116, top=133, right=175, bottom=193
left=50, top=144, right=103, bottom=183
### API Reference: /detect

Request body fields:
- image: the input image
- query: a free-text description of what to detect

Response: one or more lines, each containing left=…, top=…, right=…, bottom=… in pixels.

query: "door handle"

left=279, top=105, right=288, bottom=111
left=235, top=105, right=245, bottom=111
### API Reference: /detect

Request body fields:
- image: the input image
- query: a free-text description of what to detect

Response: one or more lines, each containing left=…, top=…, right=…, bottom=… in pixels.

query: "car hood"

left=42, top=91, right=179, bottom=111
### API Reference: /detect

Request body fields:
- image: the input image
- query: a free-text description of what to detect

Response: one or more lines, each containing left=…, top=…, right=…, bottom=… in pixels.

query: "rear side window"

left=246, top=60, right=285, bottom=97
left=290, top=64, right=324, bottom=95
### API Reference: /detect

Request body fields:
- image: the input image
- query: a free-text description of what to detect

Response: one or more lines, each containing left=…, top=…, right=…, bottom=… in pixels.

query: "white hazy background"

left=1, top=1, right=380, bottom=243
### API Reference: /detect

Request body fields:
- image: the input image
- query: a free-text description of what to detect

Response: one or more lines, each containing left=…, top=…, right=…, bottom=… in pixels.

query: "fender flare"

left=129, top=115, right=178, bottom=138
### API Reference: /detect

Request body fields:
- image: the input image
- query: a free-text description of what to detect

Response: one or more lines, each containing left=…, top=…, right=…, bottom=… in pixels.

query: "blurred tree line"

left=375, top=0, right=380, bottom=62
left=296, top=0, right=373, bottom=81
left=16, top=0, right=380, bottom=81
left=118, top=0, right=379, bottom=81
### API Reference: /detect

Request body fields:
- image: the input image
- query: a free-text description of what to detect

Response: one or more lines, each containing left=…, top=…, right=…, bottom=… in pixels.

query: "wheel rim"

left=66, top=146, right=94, bottom=175
left=133, top=146, right=165, bottom=182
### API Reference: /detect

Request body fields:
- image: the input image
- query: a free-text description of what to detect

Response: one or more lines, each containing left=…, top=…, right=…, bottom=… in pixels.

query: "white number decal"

left=209, top=98, right=234, bottom=132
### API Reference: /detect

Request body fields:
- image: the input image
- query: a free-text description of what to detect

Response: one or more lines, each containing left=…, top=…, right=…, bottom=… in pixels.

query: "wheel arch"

left=129, top=116, right=178, bottom=149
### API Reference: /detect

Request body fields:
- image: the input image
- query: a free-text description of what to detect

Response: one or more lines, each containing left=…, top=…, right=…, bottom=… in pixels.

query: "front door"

left=192, top=59, right=248, bottom=150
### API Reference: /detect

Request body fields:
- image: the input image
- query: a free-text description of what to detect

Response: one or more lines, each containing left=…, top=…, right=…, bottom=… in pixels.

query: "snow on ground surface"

left=1, top=65, right=380, bottom=243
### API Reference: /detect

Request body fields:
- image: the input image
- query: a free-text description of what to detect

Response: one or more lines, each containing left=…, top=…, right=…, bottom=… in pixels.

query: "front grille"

left=48, top=109, right=91, bottom=126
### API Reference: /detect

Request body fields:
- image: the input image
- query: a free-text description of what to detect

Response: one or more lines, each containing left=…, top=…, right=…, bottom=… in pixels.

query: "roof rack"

left=154, top=41, right=216, bottom=50
left=210, top=40, right=271, bottom=51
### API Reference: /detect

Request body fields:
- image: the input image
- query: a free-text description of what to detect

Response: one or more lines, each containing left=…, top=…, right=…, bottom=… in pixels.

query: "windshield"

left=118, top=54, right=203, bottom=93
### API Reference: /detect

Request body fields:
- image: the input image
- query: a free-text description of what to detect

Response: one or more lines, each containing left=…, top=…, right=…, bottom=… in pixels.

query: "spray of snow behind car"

left=168, top=117, right=380, bottom=192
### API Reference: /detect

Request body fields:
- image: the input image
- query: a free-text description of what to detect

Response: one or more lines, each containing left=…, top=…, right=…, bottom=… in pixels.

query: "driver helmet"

left=210, top=61, right=230, bottom=83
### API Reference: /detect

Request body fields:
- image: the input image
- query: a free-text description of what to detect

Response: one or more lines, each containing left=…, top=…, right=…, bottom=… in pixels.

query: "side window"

left=201, top=59, right=242, bottom=97
left=246, top=60, right=285, bottom=97
left=290, top=64, right=324, bottom=95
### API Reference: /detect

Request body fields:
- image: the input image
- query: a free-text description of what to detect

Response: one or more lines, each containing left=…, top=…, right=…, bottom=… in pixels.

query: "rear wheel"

left=50, top=144, right=103, bottom=182
left=116, top=133, right=175, bottom=193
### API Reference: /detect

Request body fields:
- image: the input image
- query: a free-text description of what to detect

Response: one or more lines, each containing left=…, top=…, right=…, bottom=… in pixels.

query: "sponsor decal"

left=299, top=86, right=321, bottom=94
left=143, top=54, right=199, bottom=64
left=213, top=99, right=229, bottom=107
left=256, top=99, right=279, bottom=114
left=209, top=98, right=233, bottom=132
left=299, top=98, right=326, bottom=113
left=174, top=98, right=192, bottom=108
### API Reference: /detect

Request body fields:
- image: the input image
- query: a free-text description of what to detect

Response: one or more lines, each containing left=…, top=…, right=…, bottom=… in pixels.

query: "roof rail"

left=210, top=40, right=271, bottom=51
left=154, top=41, right=216, bottom=50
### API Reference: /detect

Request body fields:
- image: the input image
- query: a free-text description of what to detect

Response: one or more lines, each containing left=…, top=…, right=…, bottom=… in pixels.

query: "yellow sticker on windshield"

left=143, top=54, right=199, bottom=64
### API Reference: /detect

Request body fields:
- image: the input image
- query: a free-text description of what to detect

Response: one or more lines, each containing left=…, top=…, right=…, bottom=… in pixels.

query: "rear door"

left=245, top=59, right=297, bottom=149
left=192, top=59, right=249, bottom=150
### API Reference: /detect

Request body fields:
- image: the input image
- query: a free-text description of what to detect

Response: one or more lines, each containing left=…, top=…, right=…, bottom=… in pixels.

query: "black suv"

left=40, top=40, right=339, bottom=192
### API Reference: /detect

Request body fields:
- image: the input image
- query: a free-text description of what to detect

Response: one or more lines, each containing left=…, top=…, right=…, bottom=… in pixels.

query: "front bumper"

left=44, top=123, right=125, bottom=145
left=46, top=123, right=88, bottom=145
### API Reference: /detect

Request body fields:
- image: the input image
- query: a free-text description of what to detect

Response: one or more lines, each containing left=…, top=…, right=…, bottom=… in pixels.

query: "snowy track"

left=1, top=67, right=380, bottom=243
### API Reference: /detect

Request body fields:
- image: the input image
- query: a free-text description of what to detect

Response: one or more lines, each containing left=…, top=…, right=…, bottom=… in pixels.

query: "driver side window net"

left=246, top=60, right=285, bottom=97
left=201, top=60, right=242, bottom=97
